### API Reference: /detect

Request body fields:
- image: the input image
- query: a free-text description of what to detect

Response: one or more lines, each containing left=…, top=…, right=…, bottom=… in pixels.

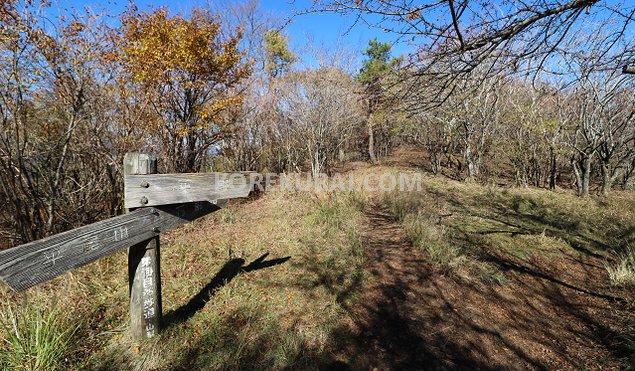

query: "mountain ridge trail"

left=327, top=195, right=630, bottom=370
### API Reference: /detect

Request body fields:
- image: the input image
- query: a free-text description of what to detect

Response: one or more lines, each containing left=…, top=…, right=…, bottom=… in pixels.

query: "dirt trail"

left=331, top=202, right=630, bottom=370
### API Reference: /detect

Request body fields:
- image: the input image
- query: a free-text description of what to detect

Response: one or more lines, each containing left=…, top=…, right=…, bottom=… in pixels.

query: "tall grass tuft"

left=381, top=190, right=463, bottom=272
left=380, top=188, right=506, bottom=282
left=0, top=299, right=76, bottom=370
left=605, top=247, right=635, bottom=287
left=312, top=190, right=366, bottom=234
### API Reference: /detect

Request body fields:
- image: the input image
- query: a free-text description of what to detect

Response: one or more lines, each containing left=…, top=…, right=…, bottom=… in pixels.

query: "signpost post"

left=124, top=153, right=162, bottom=340
left=0, top=152, right=254, bottom=342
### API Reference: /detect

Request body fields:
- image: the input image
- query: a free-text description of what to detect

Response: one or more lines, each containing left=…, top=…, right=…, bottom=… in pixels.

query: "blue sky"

left=48, top=0, right=634, bottom=72
left=49, top=0, right=410, bottom=69
left=261, top=1, right=412, bottom=57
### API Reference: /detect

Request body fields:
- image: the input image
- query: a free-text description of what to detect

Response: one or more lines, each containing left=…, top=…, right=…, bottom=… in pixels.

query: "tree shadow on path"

left=321, top=205, right=631, bottom=370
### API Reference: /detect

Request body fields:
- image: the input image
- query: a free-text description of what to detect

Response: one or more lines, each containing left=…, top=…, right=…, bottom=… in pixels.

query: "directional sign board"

left=124, top=172, right=252, bottom=208
left=0, top=200, right=225, bottom=291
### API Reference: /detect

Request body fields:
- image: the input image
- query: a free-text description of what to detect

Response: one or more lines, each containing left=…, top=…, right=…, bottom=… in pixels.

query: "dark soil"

left=327, top=205, right=632, bottom=370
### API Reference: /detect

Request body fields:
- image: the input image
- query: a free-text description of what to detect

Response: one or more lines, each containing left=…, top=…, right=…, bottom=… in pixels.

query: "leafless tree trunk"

left=367, top=113, right=376, bottom=163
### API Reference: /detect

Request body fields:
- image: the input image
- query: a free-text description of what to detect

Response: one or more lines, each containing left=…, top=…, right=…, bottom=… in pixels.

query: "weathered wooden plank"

left=0, top=201, right=225, bottom=292
left=124, top=172, right=252, bottom=208
left=128, top=237, right=161, bottom=340
left=125, top=152, right=162, bottom=341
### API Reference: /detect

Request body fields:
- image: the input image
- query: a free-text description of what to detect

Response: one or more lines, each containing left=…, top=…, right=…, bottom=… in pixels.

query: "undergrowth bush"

left=381, top=190, right=466, bottom=273
left=0, top=299, right=76, bottom=370
left=606, top=247, right=635, bottom=287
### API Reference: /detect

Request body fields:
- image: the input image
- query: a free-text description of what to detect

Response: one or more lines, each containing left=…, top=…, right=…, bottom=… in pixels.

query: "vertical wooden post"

left=124, top=153, right=162, bottom=341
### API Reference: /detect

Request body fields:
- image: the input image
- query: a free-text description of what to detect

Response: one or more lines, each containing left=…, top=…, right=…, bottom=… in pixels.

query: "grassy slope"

left=379, top=171, right=635, bottom=367
left=382, top=173, right=635, bottom=280
left=1, top=189, right=367, bottom=370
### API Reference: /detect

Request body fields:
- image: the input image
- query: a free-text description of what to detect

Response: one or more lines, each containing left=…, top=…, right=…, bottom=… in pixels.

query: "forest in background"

left=1, top=0, right=635, bottom=247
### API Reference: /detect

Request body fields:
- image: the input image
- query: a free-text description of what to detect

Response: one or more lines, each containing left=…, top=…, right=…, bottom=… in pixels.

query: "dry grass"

left=380, top=189, right=464, bottom=272
left=0, top=188, right=367, bottom=370
left=1, top=164, right=634, bottom=369
left=379, top=172, right=635, bottom=285
left=606, top=247, right=635, bottom=288
left=377, top=171, right=635, bottom=367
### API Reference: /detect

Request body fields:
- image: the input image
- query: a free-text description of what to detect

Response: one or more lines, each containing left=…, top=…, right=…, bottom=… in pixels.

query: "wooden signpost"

left=124, top=172, right=251, bottom=208
left=125, top=153, right=162, bottom=340
left=0, top=152, right=253, bottom=342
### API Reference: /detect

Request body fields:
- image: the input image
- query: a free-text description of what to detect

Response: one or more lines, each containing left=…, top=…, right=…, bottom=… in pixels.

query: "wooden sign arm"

left=124, top=173, right=254, bottom=208
left=0, top=201, right=224, bottom=292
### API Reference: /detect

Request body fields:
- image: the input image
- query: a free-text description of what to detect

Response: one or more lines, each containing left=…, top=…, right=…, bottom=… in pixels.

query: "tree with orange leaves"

left=119, top=6, right=252, bottom=172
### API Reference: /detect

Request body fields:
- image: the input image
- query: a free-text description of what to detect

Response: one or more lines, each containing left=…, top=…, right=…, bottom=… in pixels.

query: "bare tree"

left=301, top=1, right=635, bottom=114
left=0, top=6, right=135, bottom=244
left=302, top=1, right=633, bottom=69
left=443, top=71, right=504, bottom=181
left=276, top=67, right=363, bottom=176
left=558, top=31, right=635, bottom=196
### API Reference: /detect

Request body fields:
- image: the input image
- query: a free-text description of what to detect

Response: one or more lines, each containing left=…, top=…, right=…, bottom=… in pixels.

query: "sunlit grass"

left=2, top=166, right=633, bottom=369
left=379, top=172, right=635, bottom=286
left=69, top=188, right=368, bottom=369
left=605, top=247, right=635, bottom=288
left=0, top=299, right=76, bottom=370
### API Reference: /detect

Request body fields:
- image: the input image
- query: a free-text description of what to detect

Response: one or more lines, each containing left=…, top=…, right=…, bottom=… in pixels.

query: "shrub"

left=605, top=247, right=635, bottom=287
left=0, top=299, right=76, bottom=370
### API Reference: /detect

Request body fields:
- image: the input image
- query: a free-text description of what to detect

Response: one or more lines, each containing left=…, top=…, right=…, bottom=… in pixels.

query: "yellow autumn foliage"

left=117, top=6, right=252, bottom=171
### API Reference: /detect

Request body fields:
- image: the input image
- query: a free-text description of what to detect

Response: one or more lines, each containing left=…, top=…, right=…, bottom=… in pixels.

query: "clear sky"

left=46, top=0, right=633, bottom=72
left=260, top=1, right=412, bottom=59
left=48, top=0, right=411, bottom=70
